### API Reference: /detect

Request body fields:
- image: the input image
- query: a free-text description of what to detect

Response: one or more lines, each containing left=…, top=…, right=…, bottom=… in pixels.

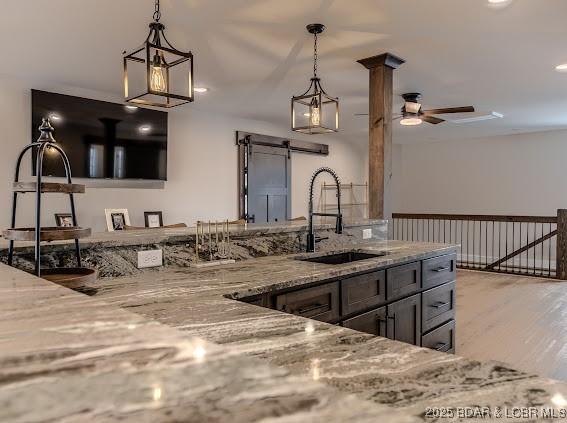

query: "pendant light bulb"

left=150, top=53, right=167, bottom=93
left=310, top=98, right=321, bottom=126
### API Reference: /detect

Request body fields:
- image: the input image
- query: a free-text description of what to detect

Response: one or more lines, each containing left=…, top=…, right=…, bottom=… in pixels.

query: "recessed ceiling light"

left=556, top=64, right=567, bottom=72
left=49, top=113, right=62, bottom=121
left=303, top=112, right=311, bottom=117
left=194, top=87, right=209, bottom=93
left=139, top=125, right=151, bottom=133
left=487, top=0, right=513, bottom=7
left=125, top=105, right=138, bottom=110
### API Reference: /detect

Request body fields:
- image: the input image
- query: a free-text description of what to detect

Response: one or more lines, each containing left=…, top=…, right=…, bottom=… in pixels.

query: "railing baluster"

left=390, top=213, right=558, bottom=278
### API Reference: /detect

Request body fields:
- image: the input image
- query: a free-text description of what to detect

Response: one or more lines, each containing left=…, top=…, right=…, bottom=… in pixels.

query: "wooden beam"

left=358, top=53, right=404, bottom=219
left=557, top=209, right=567, bottom=280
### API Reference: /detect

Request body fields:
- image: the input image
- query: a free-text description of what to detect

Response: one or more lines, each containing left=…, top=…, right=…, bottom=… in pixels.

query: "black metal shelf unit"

left=4, top=118, right=94, bottom=284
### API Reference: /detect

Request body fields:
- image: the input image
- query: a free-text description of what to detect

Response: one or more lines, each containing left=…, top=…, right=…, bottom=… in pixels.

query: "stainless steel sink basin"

left=295, top=251, right=388, bottom=265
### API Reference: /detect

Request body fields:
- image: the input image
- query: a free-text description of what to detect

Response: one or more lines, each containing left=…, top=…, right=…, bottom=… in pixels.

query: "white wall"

left=393, top=130, right=567, bottom=216
left=0, top=75, right=366, bottom=232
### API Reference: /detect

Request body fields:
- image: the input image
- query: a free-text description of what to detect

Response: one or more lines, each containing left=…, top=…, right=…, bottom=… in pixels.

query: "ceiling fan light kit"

left=123, top=0, right=194, bottom=108
left=291, top=23, right=339, bottom=135
left=398, top=92, right=475, bottom=126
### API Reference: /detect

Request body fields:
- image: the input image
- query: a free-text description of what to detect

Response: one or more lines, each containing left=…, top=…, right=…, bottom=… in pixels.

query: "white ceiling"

left=3, top=0, right=567, bottom=144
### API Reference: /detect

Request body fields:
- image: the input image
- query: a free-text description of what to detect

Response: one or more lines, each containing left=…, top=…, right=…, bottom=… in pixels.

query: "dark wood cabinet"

left=422, top=320, right=455, bottom=353
left=422, top=254, right=456, bottom=290
left=262, top=252, right=456, bottom=353
left=387, top=294, right=421, bottom=346
left=386, top=261, right=421, bottom=301
left=275, top=281, right=339, bottom=322
left=343, top=306, right=387, bottom=336
left=422, top=281, right=456, bottom=332
left=341, top=270, right=386, bottom=316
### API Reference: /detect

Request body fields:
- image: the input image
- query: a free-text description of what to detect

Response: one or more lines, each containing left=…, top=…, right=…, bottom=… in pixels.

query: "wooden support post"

left=557, top=209, right=567, bottom=279
left=358, top=53, right=404, bottom=219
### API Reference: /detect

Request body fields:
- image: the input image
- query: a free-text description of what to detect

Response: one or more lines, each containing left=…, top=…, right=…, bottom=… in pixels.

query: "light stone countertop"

left=2, top=240, right=567, bottom=422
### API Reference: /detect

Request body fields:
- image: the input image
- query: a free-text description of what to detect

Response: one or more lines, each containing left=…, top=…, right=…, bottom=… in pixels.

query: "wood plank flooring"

left=456, top=270, right=567, bottom=381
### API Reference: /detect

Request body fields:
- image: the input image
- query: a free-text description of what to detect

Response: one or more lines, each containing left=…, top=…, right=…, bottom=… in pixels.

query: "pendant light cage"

left=291, top=23, right=339, bottom=134
left=123, top=0, right=194, bottom=108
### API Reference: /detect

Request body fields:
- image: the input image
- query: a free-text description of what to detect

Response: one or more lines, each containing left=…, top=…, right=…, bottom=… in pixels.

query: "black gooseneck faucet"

left=307, top=167, right=343, bottom=252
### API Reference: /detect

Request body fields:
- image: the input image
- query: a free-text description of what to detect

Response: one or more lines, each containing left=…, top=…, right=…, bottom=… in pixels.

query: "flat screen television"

left=31, top=90, right=168, bottom=180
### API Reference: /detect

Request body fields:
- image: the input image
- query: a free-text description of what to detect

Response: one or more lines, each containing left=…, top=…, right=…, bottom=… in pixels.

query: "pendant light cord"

left=153, top=0, right=161, bottom=22
left=313, top=32, right=318, bottom=78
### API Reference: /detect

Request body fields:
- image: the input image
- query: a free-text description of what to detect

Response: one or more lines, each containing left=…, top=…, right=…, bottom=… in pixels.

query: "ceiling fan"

left=356, top=93, right=475, bottom=125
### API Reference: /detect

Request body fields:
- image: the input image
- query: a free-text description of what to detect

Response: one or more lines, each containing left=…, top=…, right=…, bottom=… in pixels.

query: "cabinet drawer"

left=386, top=261, right=421, bottom=301
left=422, top=320, right=455, bottom=354
left=341, top=270, right=386, bottom=315
left=343, top=306, right=387, bottom=336
left=275, top=282, right=339, bottom=322
left=422, top=254, right=456, bottom=290
left=387, top=294, right=421, bottom=346
left=422, top=281, right=456, bottom=332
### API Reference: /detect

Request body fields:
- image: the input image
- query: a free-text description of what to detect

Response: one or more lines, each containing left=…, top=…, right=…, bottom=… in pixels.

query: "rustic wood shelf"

left=2, top=226, right=91, bottom=242
left=41, top=267, right=97, bottom=289
left=13, top=182, right=85, bottom=194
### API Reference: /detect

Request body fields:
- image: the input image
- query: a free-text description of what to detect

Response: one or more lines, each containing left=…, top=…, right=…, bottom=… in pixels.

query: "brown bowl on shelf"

left=41, top=267, right=97, bottom=290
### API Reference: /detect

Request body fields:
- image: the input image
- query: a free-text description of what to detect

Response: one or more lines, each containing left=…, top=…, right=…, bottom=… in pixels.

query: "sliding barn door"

left=247, top=145, right=291, bottom=223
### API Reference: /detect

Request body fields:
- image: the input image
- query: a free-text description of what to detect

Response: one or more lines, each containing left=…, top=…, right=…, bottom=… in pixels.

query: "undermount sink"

left=295, top=251, right=388, bottom=265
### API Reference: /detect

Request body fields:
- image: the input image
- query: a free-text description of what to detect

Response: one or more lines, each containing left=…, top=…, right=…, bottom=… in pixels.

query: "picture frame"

left=105, top=208, right=131, bottom=232
left=144, top=211, right=164, bottom=228
left=54, top=213, right=74, bottom=228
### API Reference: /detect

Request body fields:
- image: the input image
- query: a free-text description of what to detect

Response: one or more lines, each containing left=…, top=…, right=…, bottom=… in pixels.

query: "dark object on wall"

left=55, top=213, right=74, bottom=227
left=123, top=0, right=194, bottom=108
left=236, top=131, right=328, bottom=222
left=291, top=24, right=339, bottom=134
left=144, top=211, right=164, bottom=228
left=32, top=90, right=168, bottom=180
left=4, top=118, right=95, bottom=285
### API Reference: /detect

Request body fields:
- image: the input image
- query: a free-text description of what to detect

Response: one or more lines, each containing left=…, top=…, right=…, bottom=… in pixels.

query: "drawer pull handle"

left=297, top=303, right=326, bottom=314
left=434, top=342, right=450, bottom=351
left=430, top=301, right=450, bottom=309
left=432, top=266, right=450, bottom=272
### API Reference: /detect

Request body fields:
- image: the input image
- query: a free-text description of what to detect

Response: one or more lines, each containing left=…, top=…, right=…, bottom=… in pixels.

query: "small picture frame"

left=105, top=208, right=131, bottom=232
left=55, top=213, right=74, bottom=228
left=144, top=211, right=163, bottom=228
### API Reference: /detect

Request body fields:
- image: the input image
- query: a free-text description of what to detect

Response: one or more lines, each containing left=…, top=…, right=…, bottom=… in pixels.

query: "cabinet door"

left=422, top=254, right=456, bottom=290
left=386, top=294, right=421, bottom=346
left=343, top=306, right=387, bottom=336
left=422, top=320, right=455, bottom=354
left=386, top=261, right=421, bottom=301
left=341, top=270, right=386, bottom=316
left=275, top=282, right=340, bottom=322
left=422, top=281, right=456, bottom=333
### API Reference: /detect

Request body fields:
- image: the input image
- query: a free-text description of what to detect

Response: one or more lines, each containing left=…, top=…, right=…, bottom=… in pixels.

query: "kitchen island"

left=2, top=238, right=567, bottom=422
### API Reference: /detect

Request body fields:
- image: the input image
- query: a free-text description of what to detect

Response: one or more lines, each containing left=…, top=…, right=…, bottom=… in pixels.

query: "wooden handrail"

left=392, top=213, right=557, bottom=224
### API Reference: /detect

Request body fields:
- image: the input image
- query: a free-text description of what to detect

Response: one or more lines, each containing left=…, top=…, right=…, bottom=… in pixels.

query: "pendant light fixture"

left=291, top=24, right=339, bottom=134
left=123, top=0, right=194, bottom=108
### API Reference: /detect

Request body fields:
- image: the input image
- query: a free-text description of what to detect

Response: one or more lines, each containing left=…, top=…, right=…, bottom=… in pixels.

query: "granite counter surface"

left=0, top=218, right=387, bottom=251
left=2, top=240, right=567, bottom=422
left=65, top=241, right=567, bottom=420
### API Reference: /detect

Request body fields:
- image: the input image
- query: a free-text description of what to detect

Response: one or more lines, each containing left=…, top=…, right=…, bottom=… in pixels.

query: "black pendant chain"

left=153, top=0, right=161, bottom=22
left=313, top=32, right=318, bottom=79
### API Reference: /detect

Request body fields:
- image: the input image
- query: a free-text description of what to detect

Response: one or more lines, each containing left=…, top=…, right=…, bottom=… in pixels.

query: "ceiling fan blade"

left=422, top=106, right=475, bottom=115
left=422, top=115, right=445, bottom=125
